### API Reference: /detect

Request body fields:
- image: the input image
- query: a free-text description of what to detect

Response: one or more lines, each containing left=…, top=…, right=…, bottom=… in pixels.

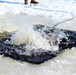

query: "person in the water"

left=24, top=0, right=39, bottom=4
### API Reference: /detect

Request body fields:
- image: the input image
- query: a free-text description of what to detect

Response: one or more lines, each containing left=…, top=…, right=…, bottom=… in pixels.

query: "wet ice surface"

left=0, top=14, right=76, bottom=75
left=0, top=48, right=76, bottom=75
left=0, top=0, right=76, bottom=75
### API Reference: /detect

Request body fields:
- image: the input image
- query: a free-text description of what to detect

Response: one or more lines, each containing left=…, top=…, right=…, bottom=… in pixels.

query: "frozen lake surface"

left=0, top=0, right=76, bottom=75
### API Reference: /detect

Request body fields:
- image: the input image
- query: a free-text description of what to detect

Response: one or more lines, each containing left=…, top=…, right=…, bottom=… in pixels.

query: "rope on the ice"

left=1, top=1, right=75, bottom=29
left=0, top=1, right=47, bottom=8
left=52, top=12, right=75, bottom=29
left=0, top=1, right=24, bottom=4
left=0, top=1, right=73, bottom=14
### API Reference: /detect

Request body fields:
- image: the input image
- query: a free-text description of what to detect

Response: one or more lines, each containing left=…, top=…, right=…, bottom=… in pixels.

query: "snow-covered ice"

left=0, top=0, right=76, bottom=75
